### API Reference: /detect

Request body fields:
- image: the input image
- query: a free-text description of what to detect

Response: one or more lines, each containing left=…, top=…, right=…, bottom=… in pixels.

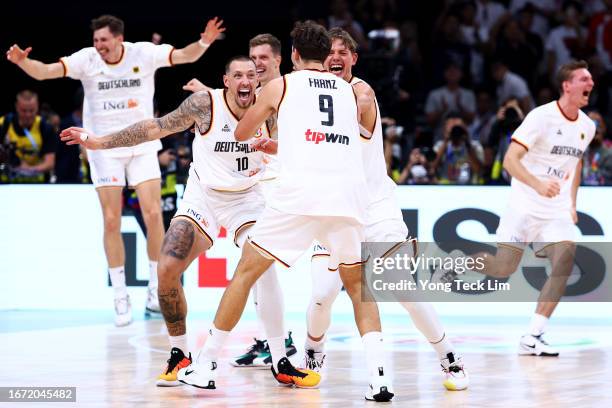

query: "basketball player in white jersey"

left=176, top=21, right=394, bottom=402
left=60, top=56, right=284, bottom=387
left=433, top=60, right=595, bottom=356
left=182, top=34, right=297, bottom=368
left=297, top=27, right=468, bottom=391
left=7, top=15, right=225, bottom=326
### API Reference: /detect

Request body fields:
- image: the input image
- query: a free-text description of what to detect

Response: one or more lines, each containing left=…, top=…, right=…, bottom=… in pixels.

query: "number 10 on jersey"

left=236, top=157, right=248, bottom=171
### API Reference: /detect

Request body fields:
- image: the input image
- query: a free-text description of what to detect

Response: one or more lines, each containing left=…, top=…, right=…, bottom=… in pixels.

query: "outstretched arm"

left=236, top=77, right=284, bottom=141
left=60, top=91, right=212, bottom=149
left=171, top=17, right=225, bottom=65
left=6, top=44, right=64, bottom=80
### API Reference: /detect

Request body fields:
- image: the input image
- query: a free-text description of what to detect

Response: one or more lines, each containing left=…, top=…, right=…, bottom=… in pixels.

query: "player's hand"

left=571, top=206, right=578, bottom=224
left=183, top=78, right=209, bottom=93
left=158, top=149, right=177, bottom=167
left=535, top=179, right=561, bottom=198
left=6, top=44, right=32, bottom=65
left=201, top=17, right=225, bottom=45
left=251, top=138, right=278, bottom=155
left=60, top=126, right=100, bottom=149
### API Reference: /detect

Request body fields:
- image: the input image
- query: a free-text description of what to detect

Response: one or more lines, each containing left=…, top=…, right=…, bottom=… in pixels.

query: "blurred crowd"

left=2, top=0, right=612, bottom=186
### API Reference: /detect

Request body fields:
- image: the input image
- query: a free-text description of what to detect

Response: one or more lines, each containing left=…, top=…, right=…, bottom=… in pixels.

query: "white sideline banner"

left=0, top=185, right=610, bottom=318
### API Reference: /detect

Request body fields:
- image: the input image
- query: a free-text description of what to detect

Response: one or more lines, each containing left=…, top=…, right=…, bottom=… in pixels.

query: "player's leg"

left=324, top=218, right=393, bottom=402
left=129, top=153, right=165, bottom=313
left=303, top=245, right=342, bottom=372
left=96, top=185, right=131, bottom=326
left=156, top=217, right=212, bottom=386
left=520, top=239, right=576, bottom=357
left=178, top=209, right=321, bottom=389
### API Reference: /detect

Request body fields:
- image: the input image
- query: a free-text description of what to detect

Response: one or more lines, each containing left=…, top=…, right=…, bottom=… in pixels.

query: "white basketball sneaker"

left=177, top=360, right=217, bottom=389
left=145, top=285, right=161, bottom=314
left=114, top=295, right=132, bottom=327
left=364, top=367, right=394, bottom=402
left=519, top=333, right=559, bottom=357
left=440, top=352, right=469, bottom=391
left=303, top=349, right=326, bottom=373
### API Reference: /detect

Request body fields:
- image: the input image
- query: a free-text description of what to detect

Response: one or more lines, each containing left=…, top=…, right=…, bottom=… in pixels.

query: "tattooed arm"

left=265, top=113, right=278, bottom=140
left=59, top=91, right=212, bottom=149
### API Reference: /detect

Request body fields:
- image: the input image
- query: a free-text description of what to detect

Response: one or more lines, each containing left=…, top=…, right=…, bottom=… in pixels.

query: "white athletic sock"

left=401, top=302, right=454, bottom=360
left=148, top=260, right=158, bottom=287
left=268, top=336, right=287, bottom=369
left=254, top=265, right=285, bottom=340
left=305, top=335, right=325, bottom=353
left=529, top=313, right=549, bottom=336
left=169, top=334, right=188, bottom=354
left=109, top=266, right=127, bottom=299
left=199, top=325, right=229, bottom=363
left=251, top=285, right=266, bottom=340
left=362, top=331, right=387, bottom=377
left=307, top=254, right=342, bottom=338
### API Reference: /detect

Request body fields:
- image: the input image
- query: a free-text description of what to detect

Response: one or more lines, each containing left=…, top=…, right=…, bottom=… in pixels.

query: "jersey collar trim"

left=556, top=100, right=578, bottom=122
left=223, top=89, right=241, bottom=122
left=105, top=44, right=125, bottom=66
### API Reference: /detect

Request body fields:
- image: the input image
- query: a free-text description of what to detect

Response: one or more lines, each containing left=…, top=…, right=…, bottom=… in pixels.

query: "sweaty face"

left=249, top=44, right=280, bottom=86
left=16, top=98, right=38, bottom=128
left=324, top=39, right=356, bottom=81
left=224, top=60, right=258, bottom=108
left=93, top=27, right=123, bottom=62
left=564, top=68, right=595, bottom=109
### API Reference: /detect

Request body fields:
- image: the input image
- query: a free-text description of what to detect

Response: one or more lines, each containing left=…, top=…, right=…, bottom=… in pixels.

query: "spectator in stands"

left=397, top=147, right=435, bottom=184
left=494, top=17, right=542, bottom=88
left=457, top=0, right=487, bottom=85
left=0, top=90, right=56, bottom=183
left=425, top=61, right=476, bottom=141
left=355, top=0, right=397, bottom=33
left=546, top=1, right=589, bottom=78
left=587, top=1, right=612, bottom=71
left=492, top=59, right=535, bottom=113
left=582, top=110, right=612, bottom=185
left=535, top=83, right=556, bottom=106
left=431, top=13, right=472, bottom=87
left=469, top=88, right=496, bottom=144
left=475, top=0, right=508, bottom=37
left=431, top=116, right=483, bottom=184
left=510, top=0, right=557, bottom=42
left=328, top=0, right=368, bottom=49
left=482, top=98, right=524, bottom=184
left=56, top=88, right=84, bottom=183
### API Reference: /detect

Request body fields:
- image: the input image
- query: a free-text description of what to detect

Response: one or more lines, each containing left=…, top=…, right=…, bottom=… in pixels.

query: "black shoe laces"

left=305, top=349, right=325, bottom=370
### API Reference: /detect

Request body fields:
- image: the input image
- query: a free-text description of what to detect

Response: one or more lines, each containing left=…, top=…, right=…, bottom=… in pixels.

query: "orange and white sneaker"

left=156, top=348, right=192, bottom=387
left=271, top=357, right=321, bottom=388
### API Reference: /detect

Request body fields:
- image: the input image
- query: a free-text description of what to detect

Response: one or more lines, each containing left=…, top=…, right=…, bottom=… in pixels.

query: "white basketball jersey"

left=510, top=101, right=595, bottom=217
left=191, top=89, right=266, bottom=191
left=350, top=77, right=397, bottom=216
left=270, top=69, right=368, bottom=222
left=62, top=42, right=172, bottom=158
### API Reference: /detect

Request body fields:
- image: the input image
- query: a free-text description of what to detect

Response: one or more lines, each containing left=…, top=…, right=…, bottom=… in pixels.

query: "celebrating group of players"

left=7, top=13, right=595, bottom=402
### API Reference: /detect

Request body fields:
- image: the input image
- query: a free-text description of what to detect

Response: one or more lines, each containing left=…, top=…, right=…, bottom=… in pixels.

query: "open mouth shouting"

left=329, top=63, right=344, bottom=76
left=237, top=88, right=253, bottom=105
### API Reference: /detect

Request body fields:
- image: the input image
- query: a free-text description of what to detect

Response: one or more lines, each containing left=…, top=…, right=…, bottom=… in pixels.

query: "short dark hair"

left=328, top=27, right=357, bottom=53
left=290, top=20, right=331, bottom=63
left=225, top=55, right=256, bottom=73
left=249, top=34, right=282, bottom=56
left=556, top=60, right=589, bottom=93
left=91, top=15, right=124, bottom=36
left=16, top=89, right=38, bottom=103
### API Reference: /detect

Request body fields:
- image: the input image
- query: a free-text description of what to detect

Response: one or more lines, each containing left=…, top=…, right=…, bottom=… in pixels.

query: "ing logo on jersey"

left=132, top=66, right=140, bottom=73
left=254, top=128, right=263, bottom=138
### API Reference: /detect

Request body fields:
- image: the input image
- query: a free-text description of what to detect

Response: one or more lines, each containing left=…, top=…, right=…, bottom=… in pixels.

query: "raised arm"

left=6, top=44, right=64, bottom=80
left=60, top=91, right=212, bottom=149
left=170, top=17, right=225, bottom=65
left=235, top=77, right=284, bottom=141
